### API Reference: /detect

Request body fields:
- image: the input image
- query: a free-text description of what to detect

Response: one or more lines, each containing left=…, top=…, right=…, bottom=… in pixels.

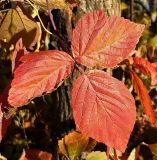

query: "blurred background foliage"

left=0, top=0, right=157, bottom=160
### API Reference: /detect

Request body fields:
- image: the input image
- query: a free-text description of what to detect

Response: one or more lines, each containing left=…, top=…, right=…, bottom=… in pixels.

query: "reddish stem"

left=46, top=0, right=56, bottom=31
left=75, top=64, right=84, bottom=74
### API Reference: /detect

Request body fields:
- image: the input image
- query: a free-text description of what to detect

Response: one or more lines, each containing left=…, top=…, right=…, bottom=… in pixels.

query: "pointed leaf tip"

left=71, top=70, right=136, bottom=151
left=72, top=10, right=145, bottom=69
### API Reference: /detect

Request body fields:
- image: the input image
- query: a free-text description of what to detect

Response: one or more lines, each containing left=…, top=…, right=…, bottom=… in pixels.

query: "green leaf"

left=86, top=151, right=107, bottom=160
left=149, top=35, right=157, bottom=48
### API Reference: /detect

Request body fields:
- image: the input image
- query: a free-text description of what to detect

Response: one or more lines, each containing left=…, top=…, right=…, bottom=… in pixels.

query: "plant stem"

left=46, top=0, right=57, bottom=30
left=75, top=64, right=84, bottom=74
left=130, top=0, right=134, bottom=20
left=22, top=118, right=29, bottom=149
left=26, top=0, right=53, bottom=35
left=114, top=149, right=118, bottom=160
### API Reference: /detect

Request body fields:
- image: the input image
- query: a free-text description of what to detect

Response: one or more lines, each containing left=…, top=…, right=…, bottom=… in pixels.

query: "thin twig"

left=114, top=149, right=119, bottom=160
left=75, top=64, right=84, bottom=74
left=26, top=0, right=52, bottom=34
left=22, top=118, right=29, bottom=149
left=106, top=146, right=110, bottom=160
left=130, top=0, right=134, bottom=20
left=46, top=0, right=56, bottom=30
left=45, top=0, right=71, bottom=53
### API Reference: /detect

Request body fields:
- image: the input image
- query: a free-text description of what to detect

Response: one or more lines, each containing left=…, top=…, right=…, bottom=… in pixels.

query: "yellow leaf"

left=120, top=2, right=128, bottom=10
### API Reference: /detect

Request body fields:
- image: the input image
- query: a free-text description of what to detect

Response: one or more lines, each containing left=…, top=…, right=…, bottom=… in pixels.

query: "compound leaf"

left=71, top=70, right=136, bottom=151
left=8, top=50, right=74, bottom=107
left=72, top=10, right=144, bottom=68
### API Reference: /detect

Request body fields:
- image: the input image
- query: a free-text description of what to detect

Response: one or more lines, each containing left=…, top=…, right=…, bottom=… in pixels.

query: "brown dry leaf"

left=0, top=6, right=40, bottom=48
left=58, top=131, right=96, bottom=160
left=85, top=138, right=97, bottom=152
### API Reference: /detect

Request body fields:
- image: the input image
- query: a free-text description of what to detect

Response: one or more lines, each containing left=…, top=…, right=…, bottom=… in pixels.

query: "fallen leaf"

left=72, top=10, right=144, bottom=69
left=8, top=50, right=74, bottom=107
left=0, top=6, right=40, bottom=48
left=130, top=71, right=155, bottom=124
left=71, top=70, right=136, bottom=151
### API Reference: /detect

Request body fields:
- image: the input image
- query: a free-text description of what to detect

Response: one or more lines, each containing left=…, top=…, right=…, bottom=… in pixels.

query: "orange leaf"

left=130, top=71, right=156, bottom=124
left=8, top=50, right=74, bottom=107
left=71, top=70, right=136, bottom=151
left=58, top=131, right=95, bottom=160
left=72, top=10, right=144, bottom=69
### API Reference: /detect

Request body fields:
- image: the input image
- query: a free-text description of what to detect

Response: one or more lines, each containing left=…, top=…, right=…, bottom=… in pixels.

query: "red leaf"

left=71, top=70, right=136, bottom=151
left=130, top=71, right=155, bottom=124
left=8, top=50, right=74, bottom=107
left=12, top=38, right=29, bottom=73
left=72, top=10, right=144, bottom=68
left=132, top=57, right=155, bottom=76
left=130, top=57, right=157, bottom=86
left=19, top=149, right=53, bottom=160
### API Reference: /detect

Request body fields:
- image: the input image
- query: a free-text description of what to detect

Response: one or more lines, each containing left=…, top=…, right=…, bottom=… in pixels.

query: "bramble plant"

left=0, top=3, right=157, bottom=159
